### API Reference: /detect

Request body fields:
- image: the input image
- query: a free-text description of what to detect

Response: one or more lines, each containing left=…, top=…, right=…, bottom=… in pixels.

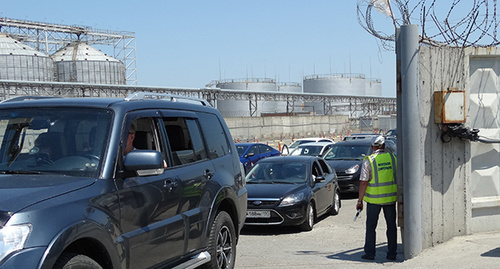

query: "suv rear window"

left=197, top=112, right=231, bottom=159
left=163, top=117, right=207, bottom=165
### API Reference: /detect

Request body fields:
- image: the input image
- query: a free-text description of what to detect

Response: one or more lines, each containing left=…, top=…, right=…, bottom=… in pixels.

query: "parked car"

left=236, top=143, right=281, bottom=173
left=385, top=129, right=397, bottom=138
left=288, top=142, right=335, bottom=157
left=322, top=139, right=396, bottom=194
left=245, top=156, right=340, bottom=231
left=343, top=133, right=381, bottom=141
left=282, top=137, right=334, bottom=155
left=0, top=93, right=247, bottom=269
left=384, top=129, right=397, bottom=143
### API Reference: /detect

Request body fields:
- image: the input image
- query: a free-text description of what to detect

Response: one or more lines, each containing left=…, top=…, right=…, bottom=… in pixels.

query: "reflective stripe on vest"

left=363, top=152, right=397, bottom=204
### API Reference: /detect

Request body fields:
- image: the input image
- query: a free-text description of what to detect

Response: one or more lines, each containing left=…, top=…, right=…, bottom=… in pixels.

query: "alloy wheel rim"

left=216, top=225, right=233, bottom=269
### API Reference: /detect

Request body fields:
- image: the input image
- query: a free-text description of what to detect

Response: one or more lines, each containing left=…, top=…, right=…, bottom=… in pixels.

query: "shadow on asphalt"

left=482, top=247, right=500, bottom=258
left=241, top=225, right=303, bottom=235
left=340, top=192, right=359, bottom=200
left=323, top=243, right=403, bottom=263
left=241, top=213, right=333, bottom=236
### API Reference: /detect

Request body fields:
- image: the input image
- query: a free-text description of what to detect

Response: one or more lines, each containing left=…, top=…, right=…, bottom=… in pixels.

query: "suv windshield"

left=0, top=107, right=111, bottom=177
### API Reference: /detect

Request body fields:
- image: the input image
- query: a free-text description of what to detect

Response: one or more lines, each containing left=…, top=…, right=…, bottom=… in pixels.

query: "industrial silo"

left=51, top=41, right=125, bottom=85
left=302, top=73, right=367, bottom=114
left=215, top=78, right=278, bottom=117
left=0, top=33, right=53, bottom=82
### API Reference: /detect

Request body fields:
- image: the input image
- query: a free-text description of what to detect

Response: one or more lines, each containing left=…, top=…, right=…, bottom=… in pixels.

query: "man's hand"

left=356, top=200, right=363, bottom=211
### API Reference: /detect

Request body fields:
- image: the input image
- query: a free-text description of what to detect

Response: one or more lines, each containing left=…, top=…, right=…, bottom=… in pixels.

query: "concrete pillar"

left=399, top=24, right=422, bottom=259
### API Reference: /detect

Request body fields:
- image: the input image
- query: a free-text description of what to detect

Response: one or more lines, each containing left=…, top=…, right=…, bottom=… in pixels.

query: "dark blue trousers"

left=364, top=202, right=397, bottom=259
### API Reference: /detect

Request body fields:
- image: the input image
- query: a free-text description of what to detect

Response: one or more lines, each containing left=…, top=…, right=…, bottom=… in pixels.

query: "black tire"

left=300, top=202, right=315, bottom=231
left=330, top=189, right=341, bottom=215
left=54, top=253, right=102, bottom=269
left=203, top=211, right=236, bottom=269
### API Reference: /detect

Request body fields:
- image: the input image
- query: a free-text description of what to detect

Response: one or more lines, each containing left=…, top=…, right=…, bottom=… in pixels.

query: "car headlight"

left=345, top=164, right=360, bottom=174
left=0, top=224, right=32, bottom=262
left=279, top=193, right=304, bottom=207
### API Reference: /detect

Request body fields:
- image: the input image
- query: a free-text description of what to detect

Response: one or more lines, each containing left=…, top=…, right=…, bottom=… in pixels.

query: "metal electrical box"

left=434, top=89, right=466, bottom=123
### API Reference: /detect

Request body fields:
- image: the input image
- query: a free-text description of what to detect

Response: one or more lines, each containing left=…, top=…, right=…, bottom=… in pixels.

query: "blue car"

left=236, top=143, right=281, bottom=173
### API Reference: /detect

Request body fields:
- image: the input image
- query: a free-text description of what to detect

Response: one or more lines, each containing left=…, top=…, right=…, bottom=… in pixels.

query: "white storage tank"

left=277, top=82, right=302, bottom=93
left=51, top=41, right=125, bottom=85
left=303, top=73, right=367, bottom=114
left=303, top=73, right=366, bottom=95
left=0, top=33, right=53, bottom=81
left=215, top=78, right=278, bottom=117
left=277, top=82, right=303, bottom=113
left=365, top=78, right=382, bottom=96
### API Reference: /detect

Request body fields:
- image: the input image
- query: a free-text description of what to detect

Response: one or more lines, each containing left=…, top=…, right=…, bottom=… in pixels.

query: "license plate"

left=246, top=210, right=271, bottom=218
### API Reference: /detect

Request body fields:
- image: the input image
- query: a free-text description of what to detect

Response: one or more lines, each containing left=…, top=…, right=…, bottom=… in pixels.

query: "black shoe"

left=386, top=256, right=396, bottom=261
left=362, top=254, right=374, bottom=260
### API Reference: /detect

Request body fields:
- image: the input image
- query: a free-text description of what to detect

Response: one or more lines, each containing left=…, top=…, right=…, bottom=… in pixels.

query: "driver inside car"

left=30, top=132, right=63, bottom=165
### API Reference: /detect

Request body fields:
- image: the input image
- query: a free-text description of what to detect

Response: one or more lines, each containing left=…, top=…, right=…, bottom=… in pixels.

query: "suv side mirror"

left=314, top=175, right=325, bottom=183
left=124, top=150, right=164, bottom=176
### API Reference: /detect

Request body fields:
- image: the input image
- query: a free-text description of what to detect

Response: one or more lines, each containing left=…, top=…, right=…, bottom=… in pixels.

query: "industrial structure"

left=0, top=17, right=395, bottom=127
left=0, top=17, right=136, bottom=85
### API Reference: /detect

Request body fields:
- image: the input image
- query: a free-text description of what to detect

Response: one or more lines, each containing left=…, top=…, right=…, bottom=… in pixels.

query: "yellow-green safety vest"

left=363, top=152, right=397, bottom=204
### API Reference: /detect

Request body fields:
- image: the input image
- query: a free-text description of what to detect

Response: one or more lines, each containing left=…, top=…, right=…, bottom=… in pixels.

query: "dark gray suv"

left=0, top=92, right=247, bottom=269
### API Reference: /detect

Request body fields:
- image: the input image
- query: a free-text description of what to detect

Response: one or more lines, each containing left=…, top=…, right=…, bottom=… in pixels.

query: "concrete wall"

left=419, top=46, right=500, bottom=250
left=468, top=48, right=500, bottom=233
left=419, top=46, right=471, bottom=250
left=225, top=115, right=350, bottom=142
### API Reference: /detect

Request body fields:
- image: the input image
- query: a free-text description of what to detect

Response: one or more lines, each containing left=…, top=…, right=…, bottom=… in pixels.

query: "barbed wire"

left=357, top=0, right=500, bottom=49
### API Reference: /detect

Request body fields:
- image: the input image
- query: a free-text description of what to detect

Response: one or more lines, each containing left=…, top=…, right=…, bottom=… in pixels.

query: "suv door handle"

left=204, top=169, right=214, bottom=180
left=163, top=179, right=178, bottom=191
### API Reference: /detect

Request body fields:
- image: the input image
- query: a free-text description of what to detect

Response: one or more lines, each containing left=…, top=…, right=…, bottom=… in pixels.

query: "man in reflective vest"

left=356, top=135, right=397, bottom=261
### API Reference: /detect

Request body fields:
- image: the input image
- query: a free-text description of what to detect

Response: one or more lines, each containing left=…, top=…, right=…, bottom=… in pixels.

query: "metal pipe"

left=400, top=24, right=422, bottom=259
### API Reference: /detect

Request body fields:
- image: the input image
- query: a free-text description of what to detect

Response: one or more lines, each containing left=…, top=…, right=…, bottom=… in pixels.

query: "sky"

left=1, top=0, right=398, bottom=97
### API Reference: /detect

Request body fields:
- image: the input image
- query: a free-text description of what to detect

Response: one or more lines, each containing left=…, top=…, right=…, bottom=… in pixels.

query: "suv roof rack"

left=1, top=96, right=62, bottom=103
left=125, top=92, right=209, bottom=106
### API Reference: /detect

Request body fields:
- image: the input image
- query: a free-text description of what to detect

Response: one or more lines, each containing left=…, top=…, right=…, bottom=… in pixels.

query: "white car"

left=282, top=137, right=334, bottom=155
left=288, top=142, right=336, bottom=157
left=343, top=133, right=381, bottom=141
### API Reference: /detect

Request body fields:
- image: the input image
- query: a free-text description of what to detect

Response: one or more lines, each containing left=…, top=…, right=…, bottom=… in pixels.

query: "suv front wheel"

left=54, top=253, right=102, bottom=269
left=203, top=211, right=236, bottom=269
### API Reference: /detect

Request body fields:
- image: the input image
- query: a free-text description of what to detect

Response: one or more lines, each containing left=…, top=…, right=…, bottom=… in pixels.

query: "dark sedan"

left=322, top=139, right=396, bottom=194
left=245, top=156, right=340, bottom=231
left=236, top=143, right=281, bottom=173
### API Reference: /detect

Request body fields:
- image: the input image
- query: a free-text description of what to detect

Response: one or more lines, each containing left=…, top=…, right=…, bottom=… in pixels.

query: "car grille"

left=247, top=199, right=279, bottom=207
left=336, top=174, right=354, bottom=181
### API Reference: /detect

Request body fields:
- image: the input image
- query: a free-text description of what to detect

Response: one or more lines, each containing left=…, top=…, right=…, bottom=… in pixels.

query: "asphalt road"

left=235, top=195, right=406, bottom=268
left=235, top=196, right=500, bottom=269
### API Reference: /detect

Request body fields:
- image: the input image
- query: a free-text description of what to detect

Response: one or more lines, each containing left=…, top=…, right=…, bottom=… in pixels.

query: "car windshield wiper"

left=270, top=181, right=295, bottom=184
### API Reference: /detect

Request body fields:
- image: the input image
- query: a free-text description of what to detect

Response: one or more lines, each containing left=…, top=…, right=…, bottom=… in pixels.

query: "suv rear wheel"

left=203, top=211, right=236, bottom=269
